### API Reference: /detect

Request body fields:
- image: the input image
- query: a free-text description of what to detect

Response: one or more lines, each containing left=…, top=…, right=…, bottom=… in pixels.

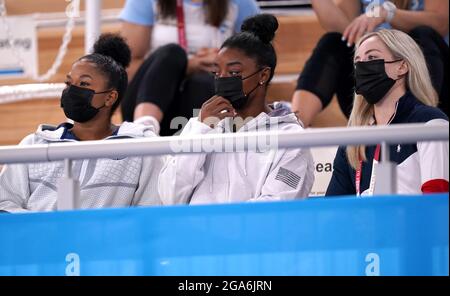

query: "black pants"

left=297, top=26, right=449, bottom=117
left=121, top=44, right=215, bottom=136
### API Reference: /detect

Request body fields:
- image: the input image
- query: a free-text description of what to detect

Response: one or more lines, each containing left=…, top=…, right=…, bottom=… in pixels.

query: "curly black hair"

left=79, top=33, right=131, bottom=115
left=221, top=14, right=279, bottom=84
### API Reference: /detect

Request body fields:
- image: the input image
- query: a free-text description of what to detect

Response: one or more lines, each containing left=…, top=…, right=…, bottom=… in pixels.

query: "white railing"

left=0, top=83, right=65, bottom=104
left=0, top=123, right=447, bottom=163
left=0, top=123, right=448, bottom=209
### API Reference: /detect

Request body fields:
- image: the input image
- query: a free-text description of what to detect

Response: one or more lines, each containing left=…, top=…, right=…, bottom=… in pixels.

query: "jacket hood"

left=218, top=101, right=302, bottom=133
left=34, top=121, right=157, bottom=143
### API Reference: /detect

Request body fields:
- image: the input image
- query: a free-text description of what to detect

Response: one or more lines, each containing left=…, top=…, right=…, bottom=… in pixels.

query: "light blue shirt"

left=120, top=0, right=260, bottom=33
left=361, top=0, right=424, bottom=30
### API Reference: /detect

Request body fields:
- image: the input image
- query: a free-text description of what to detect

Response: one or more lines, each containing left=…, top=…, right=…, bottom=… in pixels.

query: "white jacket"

left=0, top=122, right=164, bottom=213
left=158, top=103, right=315, bottom=205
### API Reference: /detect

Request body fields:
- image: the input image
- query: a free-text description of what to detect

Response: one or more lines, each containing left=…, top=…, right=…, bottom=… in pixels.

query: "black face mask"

left=214, top=69, right=264, bottom=109
left=355, top=59, right=402, bottom=105
left=61, top=84, right=111, bottom=123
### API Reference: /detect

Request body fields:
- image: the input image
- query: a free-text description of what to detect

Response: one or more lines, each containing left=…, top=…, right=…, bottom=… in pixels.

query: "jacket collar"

left=35, top=121, right=156, bottom=142
left=370, top=91, right=418, bottom=125
left=217, top=102, right=300, bottom=133
left=391, top=91, right=418, bottom=124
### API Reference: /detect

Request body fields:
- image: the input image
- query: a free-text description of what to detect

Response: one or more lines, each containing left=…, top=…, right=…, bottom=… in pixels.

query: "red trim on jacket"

left=422, top=179, right=449, bottom=194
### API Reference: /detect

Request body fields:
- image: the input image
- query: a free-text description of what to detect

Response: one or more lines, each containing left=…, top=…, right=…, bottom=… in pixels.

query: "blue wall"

left=0, top=195, right=448, bottom=276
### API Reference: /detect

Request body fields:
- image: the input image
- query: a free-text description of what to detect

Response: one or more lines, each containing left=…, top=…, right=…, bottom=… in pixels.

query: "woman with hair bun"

left=159, top=14, right=315, bottom=205
left=0, top=34, right=164, bottom=213
left=120, top=0, right=260, bottom=136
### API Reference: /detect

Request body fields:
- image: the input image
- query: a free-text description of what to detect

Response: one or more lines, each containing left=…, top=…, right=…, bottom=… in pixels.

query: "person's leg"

left=292, top=32, right=354, bottom=126
left=121, top=54, right=155, bottom=122
left=409, top=26, right=449, bottom=116
left=291, top=90, right=323, bottom=127
left=160, top=71, right=215, bottom=136
left=179, top=72, right=215, bottom=117
left=123, top=44, right=188, bottom=127
left=336, top=44, right=357, bottom=119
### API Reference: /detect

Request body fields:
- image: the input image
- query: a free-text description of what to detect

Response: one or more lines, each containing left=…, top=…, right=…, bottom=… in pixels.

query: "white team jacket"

left=158, top=103, right=315, bottom=205
left=0, top=122, right=164, bottom=213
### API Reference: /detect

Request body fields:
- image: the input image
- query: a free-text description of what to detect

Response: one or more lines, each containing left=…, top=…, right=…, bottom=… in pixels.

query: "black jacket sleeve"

left=326, top=146, right=356, bottom=197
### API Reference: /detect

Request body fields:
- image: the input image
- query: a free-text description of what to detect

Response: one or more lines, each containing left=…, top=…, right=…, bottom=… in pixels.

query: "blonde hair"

left=346, top=29, right=439, bottom=169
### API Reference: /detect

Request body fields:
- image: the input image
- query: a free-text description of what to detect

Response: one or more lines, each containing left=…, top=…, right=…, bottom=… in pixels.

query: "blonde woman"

left=292, top=0, right=449, bottom=127
left=326, top=29, right=448, bottom=196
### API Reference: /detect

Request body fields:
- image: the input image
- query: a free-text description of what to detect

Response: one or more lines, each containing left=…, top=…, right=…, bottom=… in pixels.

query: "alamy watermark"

left=169, top=114, right=281, bottom=154
left=365, top=252, right=381, bottom=276
left=65, top=252, right=80, bottom=276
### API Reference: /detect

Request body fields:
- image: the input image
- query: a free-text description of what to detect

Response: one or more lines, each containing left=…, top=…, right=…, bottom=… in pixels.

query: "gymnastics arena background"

left=0, top=0, right=448, bottom=277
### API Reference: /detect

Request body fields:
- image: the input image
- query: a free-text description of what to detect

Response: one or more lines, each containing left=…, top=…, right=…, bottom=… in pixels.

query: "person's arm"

left=0, top=164, right=30, bottom=213
left=132, top=155, right=165, bottom=206
left=417, top=119, right=449, bottom=194
left=158, top=96, right=234, bottom=204
left=0, top=135, right=35, bottom=213
left=119, top=0, right=155, bottom=80
left=390, top=0, right=449, bottom=37
left=187, top=0, right=261, bottom=75
left=312, top=0, right=361, bottom=33
left=158, top=119, right=216, bottom=205
left=121, top=21, right=152, bottom=81
left=343, top=0, right=449, bottom=46
left=187, top=48, right=219, bottom=75
left=326, top=146, right=356, bottom=197
left=249, top=148, right=315, bottom=202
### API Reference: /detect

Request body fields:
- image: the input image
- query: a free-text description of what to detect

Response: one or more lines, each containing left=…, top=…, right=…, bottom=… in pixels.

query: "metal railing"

left=0, top=123, right=448, bottom=209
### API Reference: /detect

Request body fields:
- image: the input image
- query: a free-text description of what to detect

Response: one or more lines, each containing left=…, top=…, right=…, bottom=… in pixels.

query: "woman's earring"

left=259, top=81, right=265, bottom=85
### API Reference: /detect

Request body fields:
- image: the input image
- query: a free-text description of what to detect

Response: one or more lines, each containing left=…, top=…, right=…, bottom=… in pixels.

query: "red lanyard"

left=355, top=105, right=398, bottom=196
left=356, top=144, right=381, bottom=196
left=176, top=0, right=188, bottom=51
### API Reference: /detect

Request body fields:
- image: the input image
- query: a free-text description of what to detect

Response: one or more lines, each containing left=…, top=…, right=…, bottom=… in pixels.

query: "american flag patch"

left=275, top=167, right=301, bottom=189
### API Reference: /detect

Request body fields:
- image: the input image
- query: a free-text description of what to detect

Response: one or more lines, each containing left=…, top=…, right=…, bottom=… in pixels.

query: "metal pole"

left=374, top=141, right=397, bottom=195
left=57, top=159, right=80, bottom=211
left=381, top=141, right=390, bottom=163
left=64, top=158, right=72, bottom=178
left=85, top=0, right=102, bottom=54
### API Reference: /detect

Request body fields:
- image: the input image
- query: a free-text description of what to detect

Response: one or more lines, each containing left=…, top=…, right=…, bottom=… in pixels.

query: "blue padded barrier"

left=0, top=194, right=448, bottom=276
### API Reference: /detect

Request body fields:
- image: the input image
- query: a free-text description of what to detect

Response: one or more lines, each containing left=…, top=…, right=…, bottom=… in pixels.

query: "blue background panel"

left=0, top=195, right=448, bottom=276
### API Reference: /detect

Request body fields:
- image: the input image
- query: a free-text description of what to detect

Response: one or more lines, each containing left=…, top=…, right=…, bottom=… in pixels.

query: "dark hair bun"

left=94, top=33, right=131, bottom=68
left=241, top=14, right=279, bottom=44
